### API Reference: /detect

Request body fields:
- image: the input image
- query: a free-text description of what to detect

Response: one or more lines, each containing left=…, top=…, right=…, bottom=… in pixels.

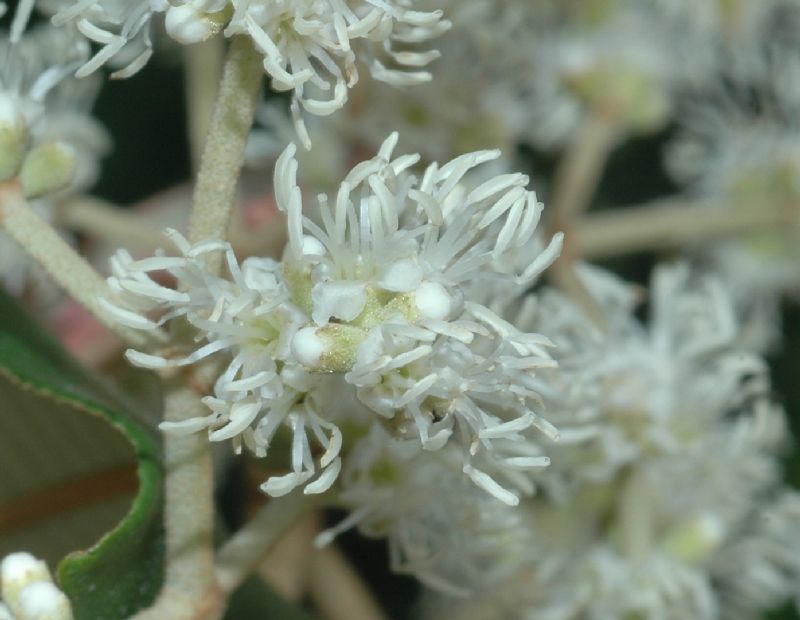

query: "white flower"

left=713, top=492, right=800, bottom=619
left=1, top=552, right=73, bottom=620
left=43, top=0, right=449, bottom=145
left=419, top=265, right=800, bottom=619
left=666, top=44, right=800, bottom=346
left=527, top=263, right=765, bottom=489
left=0, top=16, right=108, bottom=195
left=317, top=425, right=534, bottom=594
left=101, top=229, right=344, bottom=497
left=649, top=0, right=779, bottom=41
left=275, top=132, right=563, bottom=503
left=522, top=2, right=680, bottom=148
left=105, top=133, right=563, bottom=500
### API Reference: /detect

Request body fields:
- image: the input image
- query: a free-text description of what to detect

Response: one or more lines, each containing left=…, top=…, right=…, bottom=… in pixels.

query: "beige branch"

left=216, top=492, right=320, bottom=595
left=256, top=511, right=320, bottom=602
left=0, top=182, right=147, bottom=348
left=309, top=546, right=389, bottom=620
left=549, top=110, right=619, bottom=227
left=573, top=199, right=789, bottom=259
left=55, top=196, right=167, bottom=252
left=547, top=110, right=619, bottom=323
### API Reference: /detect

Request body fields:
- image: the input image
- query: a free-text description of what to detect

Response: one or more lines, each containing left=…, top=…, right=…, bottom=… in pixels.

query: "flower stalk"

left=186, top=35, right=262, bottom=267
left=0, top=182, right=147, bottom=348
left=548, top=109, right=619, bottom=325
left=132, top=380, right=223, bottom=620
left=184, top=39, right=225, bottom=173
left=216, top=493, right=321, bottom=595
left=573, top=198, right=792, bottom=259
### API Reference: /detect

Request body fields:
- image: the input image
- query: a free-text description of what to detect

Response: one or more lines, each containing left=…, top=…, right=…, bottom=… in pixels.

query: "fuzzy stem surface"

left=186, top=35, right=262, bottom=269
left=185, top=39, right=225, bottom=173
left=131, top=381, right=223, bottom=620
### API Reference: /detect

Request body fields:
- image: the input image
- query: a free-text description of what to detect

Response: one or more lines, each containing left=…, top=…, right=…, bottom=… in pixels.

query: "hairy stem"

left=216, top=492, right=320, bottom=595
left=573, top=198, right=789, bottom=259
left=184, top=39, right=225, bottom=173
left=132, top=382, right=222, bottom=620
left=0, top=182, right=147, bottom=347
left=187, top=35, right=262, bottom=269
left=134, top=37, right=263, bottom=620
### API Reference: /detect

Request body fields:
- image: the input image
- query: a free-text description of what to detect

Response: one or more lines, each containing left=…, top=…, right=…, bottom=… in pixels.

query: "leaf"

left=0, top=290, right=164, bottom=619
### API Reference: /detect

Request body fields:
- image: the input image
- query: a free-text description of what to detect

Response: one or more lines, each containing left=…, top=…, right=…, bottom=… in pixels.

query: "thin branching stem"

left=573, top=198, right=790, bottom=259
left=309, top=545, right=389, bottom=620
left=548, top=110, right=619, bottom=325
left=0, top=182, right=147, bottom=347
left=549, top=110, right=619, bottom=228
left=216, top=493, right=321, bottom=595
left=56, top=196, right=167, bottom=252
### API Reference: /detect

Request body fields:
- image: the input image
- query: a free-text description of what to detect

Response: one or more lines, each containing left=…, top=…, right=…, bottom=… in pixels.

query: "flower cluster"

left=319, top=424, right=535, bottom=595
left=102, top=133, right=563, bottom=500
left=0, top=15, right=108, bottom=295
left=0, top=20, right=107, bottom=199
left=520, top=0, right=686, bottom=148
left=41, top=0, right=449, bottom=145
left=666, top=42, right=800, bottom=346
left=419, top=264, right=800, bottom=617
left=1, top=552, right=73, bottom=620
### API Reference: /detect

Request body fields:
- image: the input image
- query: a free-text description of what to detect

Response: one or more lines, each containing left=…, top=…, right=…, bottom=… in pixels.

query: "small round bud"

left=292, top=326, right=326, bottom=367
left=165, top=5, right=218, bottom=44
left=661, top=513, right=725, bottom=564
left=17, top=581, right=73, bottom=620
left=414, top=281, right=451, bottom=321
left=292, top=324, right=365, bottom=373
left=1, top=552, right=50, bottom=611
left=379, top=258, right=423, bottom=292
left=301, top=235, right=326, bottom=257
left=19, top=141, right=76, bottom=198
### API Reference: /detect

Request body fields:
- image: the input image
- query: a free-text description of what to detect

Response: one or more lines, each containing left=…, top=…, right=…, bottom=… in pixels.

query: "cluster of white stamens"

left=103, top=133, right=562, bottom=501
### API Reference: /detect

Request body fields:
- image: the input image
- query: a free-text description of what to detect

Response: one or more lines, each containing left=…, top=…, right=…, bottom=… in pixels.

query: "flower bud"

left=19, top=142, right=76, bottom=198
left=165, top=4, right=227, bottom=44
left=414, top=281, right=451, bottom=321
left=292, top=324, right=365, bottom=372
left=661, top=513, right=725, bottom=564
left=16, top=581, right=73, bottom=620
left=1, top=553, right=50, bottom=611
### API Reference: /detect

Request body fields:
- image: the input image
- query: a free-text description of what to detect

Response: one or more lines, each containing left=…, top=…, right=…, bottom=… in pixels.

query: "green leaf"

left=0, top=290, right=164, bottom=620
